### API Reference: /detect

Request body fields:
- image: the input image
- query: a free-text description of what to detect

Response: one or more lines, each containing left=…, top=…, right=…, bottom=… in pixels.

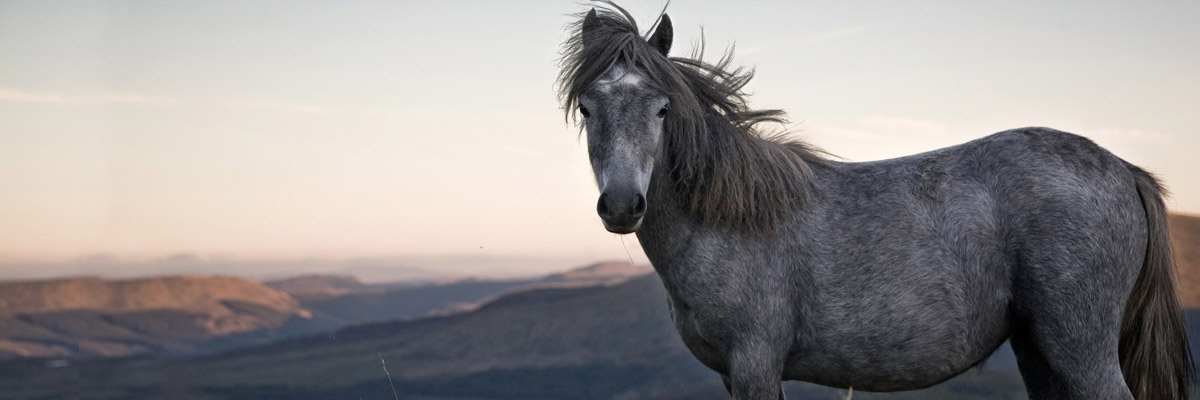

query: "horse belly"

left=785, top=331, right=996, bottom=391
left=786, top=283, right=1011, bottom=391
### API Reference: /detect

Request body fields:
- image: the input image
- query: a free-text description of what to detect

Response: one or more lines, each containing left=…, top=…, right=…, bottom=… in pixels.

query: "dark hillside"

left=1170, top=213, right=1200, bottom=308
left=0, top=275, right=1038, bottom=399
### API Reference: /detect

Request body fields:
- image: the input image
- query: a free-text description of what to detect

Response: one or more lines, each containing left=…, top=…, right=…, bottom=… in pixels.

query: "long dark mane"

left=557, top=3, right=828, bottom=234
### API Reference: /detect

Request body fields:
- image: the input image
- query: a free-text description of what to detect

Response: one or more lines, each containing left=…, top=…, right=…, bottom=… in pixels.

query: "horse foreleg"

left=726, top=343, right=786, bottom=400
left=723, top=374, right=785, bottom=400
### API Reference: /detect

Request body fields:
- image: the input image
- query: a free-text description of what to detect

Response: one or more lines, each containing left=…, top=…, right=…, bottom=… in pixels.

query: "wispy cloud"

left=1093, top=127, right=1176, bottom=146
left=801, top=23, right=884, bottom=44
left=95, top=93, right=176, bottom=105
left=818, top=115, right=953, bottom=142
left=747, top=22, right=888, bottom=55
left=808, top=115, right=966, bottom=161
left=221, top=98, right=332, bottom=115
left=0, top=87, right=176, bottom=105
left=0, top=86, right=387, bottom=117
left=0, top=87, right=73, bottom=103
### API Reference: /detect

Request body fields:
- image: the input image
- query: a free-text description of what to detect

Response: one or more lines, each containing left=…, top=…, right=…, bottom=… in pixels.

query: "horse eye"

left=579, top=105, right=590, bottom=118
left=657, top=105, right=669, bottom=118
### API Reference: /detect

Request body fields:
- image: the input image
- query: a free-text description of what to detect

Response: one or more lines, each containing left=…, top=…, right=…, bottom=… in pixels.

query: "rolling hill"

left=0, top=274, right=1037, bottom=400
left=0, top=261, right=652, bottom=360
left=264, top=261, right=653, bottom=335
left=0, top=276, right=308, bottom=359
left=262, top=274, right=374, bottom=299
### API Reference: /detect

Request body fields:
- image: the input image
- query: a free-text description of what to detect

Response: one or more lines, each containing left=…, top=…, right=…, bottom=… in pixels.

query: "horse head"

left=576, top=10, right=674, bottom=234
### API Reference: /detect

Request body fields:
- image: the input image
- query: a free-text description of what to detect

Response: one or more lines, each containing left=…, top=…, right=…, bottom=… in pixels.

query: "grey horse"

left=557, top=4, right=1191, bottom=400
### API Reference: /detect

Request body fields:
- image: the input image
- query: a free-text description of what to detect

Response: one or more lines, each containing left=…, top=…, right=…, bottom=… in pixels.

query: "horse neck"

left=643, top=156, right=683, bottom=225
left=636, top=170, right=689, bottom=275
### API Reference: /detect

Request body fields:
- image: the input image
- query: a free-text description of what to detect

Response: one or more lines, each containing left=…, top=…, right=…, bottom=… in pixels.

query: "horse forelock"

left=557, top=2, right=830, bottom=235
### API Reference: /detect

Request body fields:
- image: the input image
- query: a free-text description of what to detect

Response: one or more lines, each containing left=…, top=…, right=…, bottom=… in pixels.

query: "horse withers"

left=557, top=4, right=1191, bottom=400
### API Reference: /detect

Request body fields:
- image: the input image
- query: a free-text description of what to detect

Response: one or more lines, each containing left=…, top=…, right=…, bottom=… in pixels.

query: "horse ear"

left=582, top=9, right=601, bottom=47
left=648, top=14, right=673, bottom=56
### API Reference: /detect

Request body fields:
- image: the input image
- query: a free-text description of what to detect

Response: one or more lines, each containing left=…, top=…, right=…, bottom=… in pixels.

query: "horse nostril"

left=598, top=192, right=646, bottom=220
left=597, top=193, right=613, bottom=218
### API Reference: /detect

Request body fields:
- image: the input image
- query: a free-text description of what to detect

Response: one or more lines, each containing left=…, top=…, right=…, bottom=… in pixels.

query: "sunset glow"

left=1, top=1, right=1197, bottom=279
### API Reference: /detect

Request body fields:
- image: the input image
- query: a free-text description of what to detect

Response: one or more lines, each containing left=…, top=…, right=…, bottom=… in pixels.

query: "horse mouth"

left=601, top=217, right=643, bottom=234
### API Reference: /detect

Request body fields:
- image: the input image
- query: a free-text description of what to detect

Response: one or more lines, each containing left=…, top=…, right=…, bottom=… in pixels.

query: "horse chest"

left=660, top=268, right=782, bottom=374
left=641, top=222, right=798, bottom=373
left=665, top=292, right=737, bottom=372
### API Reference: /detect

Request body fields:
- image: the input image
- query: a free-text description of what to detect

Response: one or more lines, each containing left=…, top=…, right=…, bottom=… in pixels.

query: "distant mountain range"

left=0, top=215, right=1195, bottom=399
left=0, top=275, right=308, bottom=358
left=0, top=270, right=1063, bottom=400
left=0, top=261, right=650, bottom=360
left=263, top=274, right=375, bottom=299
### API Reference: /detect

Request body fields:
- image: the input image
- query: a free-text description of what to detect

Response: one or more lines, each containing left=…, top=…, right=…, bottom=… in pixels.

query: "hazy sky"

left=1, top=1, right=1197, bottom=279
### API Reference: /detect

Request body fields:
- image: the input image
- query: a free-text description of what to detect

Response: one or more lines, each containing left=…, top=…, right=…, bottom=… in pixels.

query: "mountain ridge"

left=0, top=261, right=652, bottom=360
left=0, top=275, right=305, bottom=316
left=0, top=275, right=309, bottom=359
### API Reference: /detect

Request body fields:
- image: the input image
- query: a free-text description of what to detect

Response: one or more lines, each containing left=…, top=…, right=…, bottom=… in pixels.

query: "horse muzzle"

left=597, top=191, right=646, bottom=234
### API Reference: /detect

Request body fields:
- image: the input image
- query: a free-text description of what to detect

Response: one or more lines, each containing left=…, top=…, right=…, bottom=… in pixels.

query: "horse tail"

left=1119, top=165, right=1192, bottom=400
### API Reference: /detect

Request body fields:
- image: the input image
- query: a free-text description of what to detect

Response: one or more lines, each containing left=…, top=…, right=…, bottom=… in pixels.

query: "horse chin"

left=602, top=218, right=643, bottom=234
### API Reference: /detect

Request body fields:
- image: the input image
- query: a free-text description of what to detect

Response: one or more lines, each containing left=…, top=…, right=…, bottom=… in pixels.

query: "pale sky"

left=0, top=1, right=1197, bottom=280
